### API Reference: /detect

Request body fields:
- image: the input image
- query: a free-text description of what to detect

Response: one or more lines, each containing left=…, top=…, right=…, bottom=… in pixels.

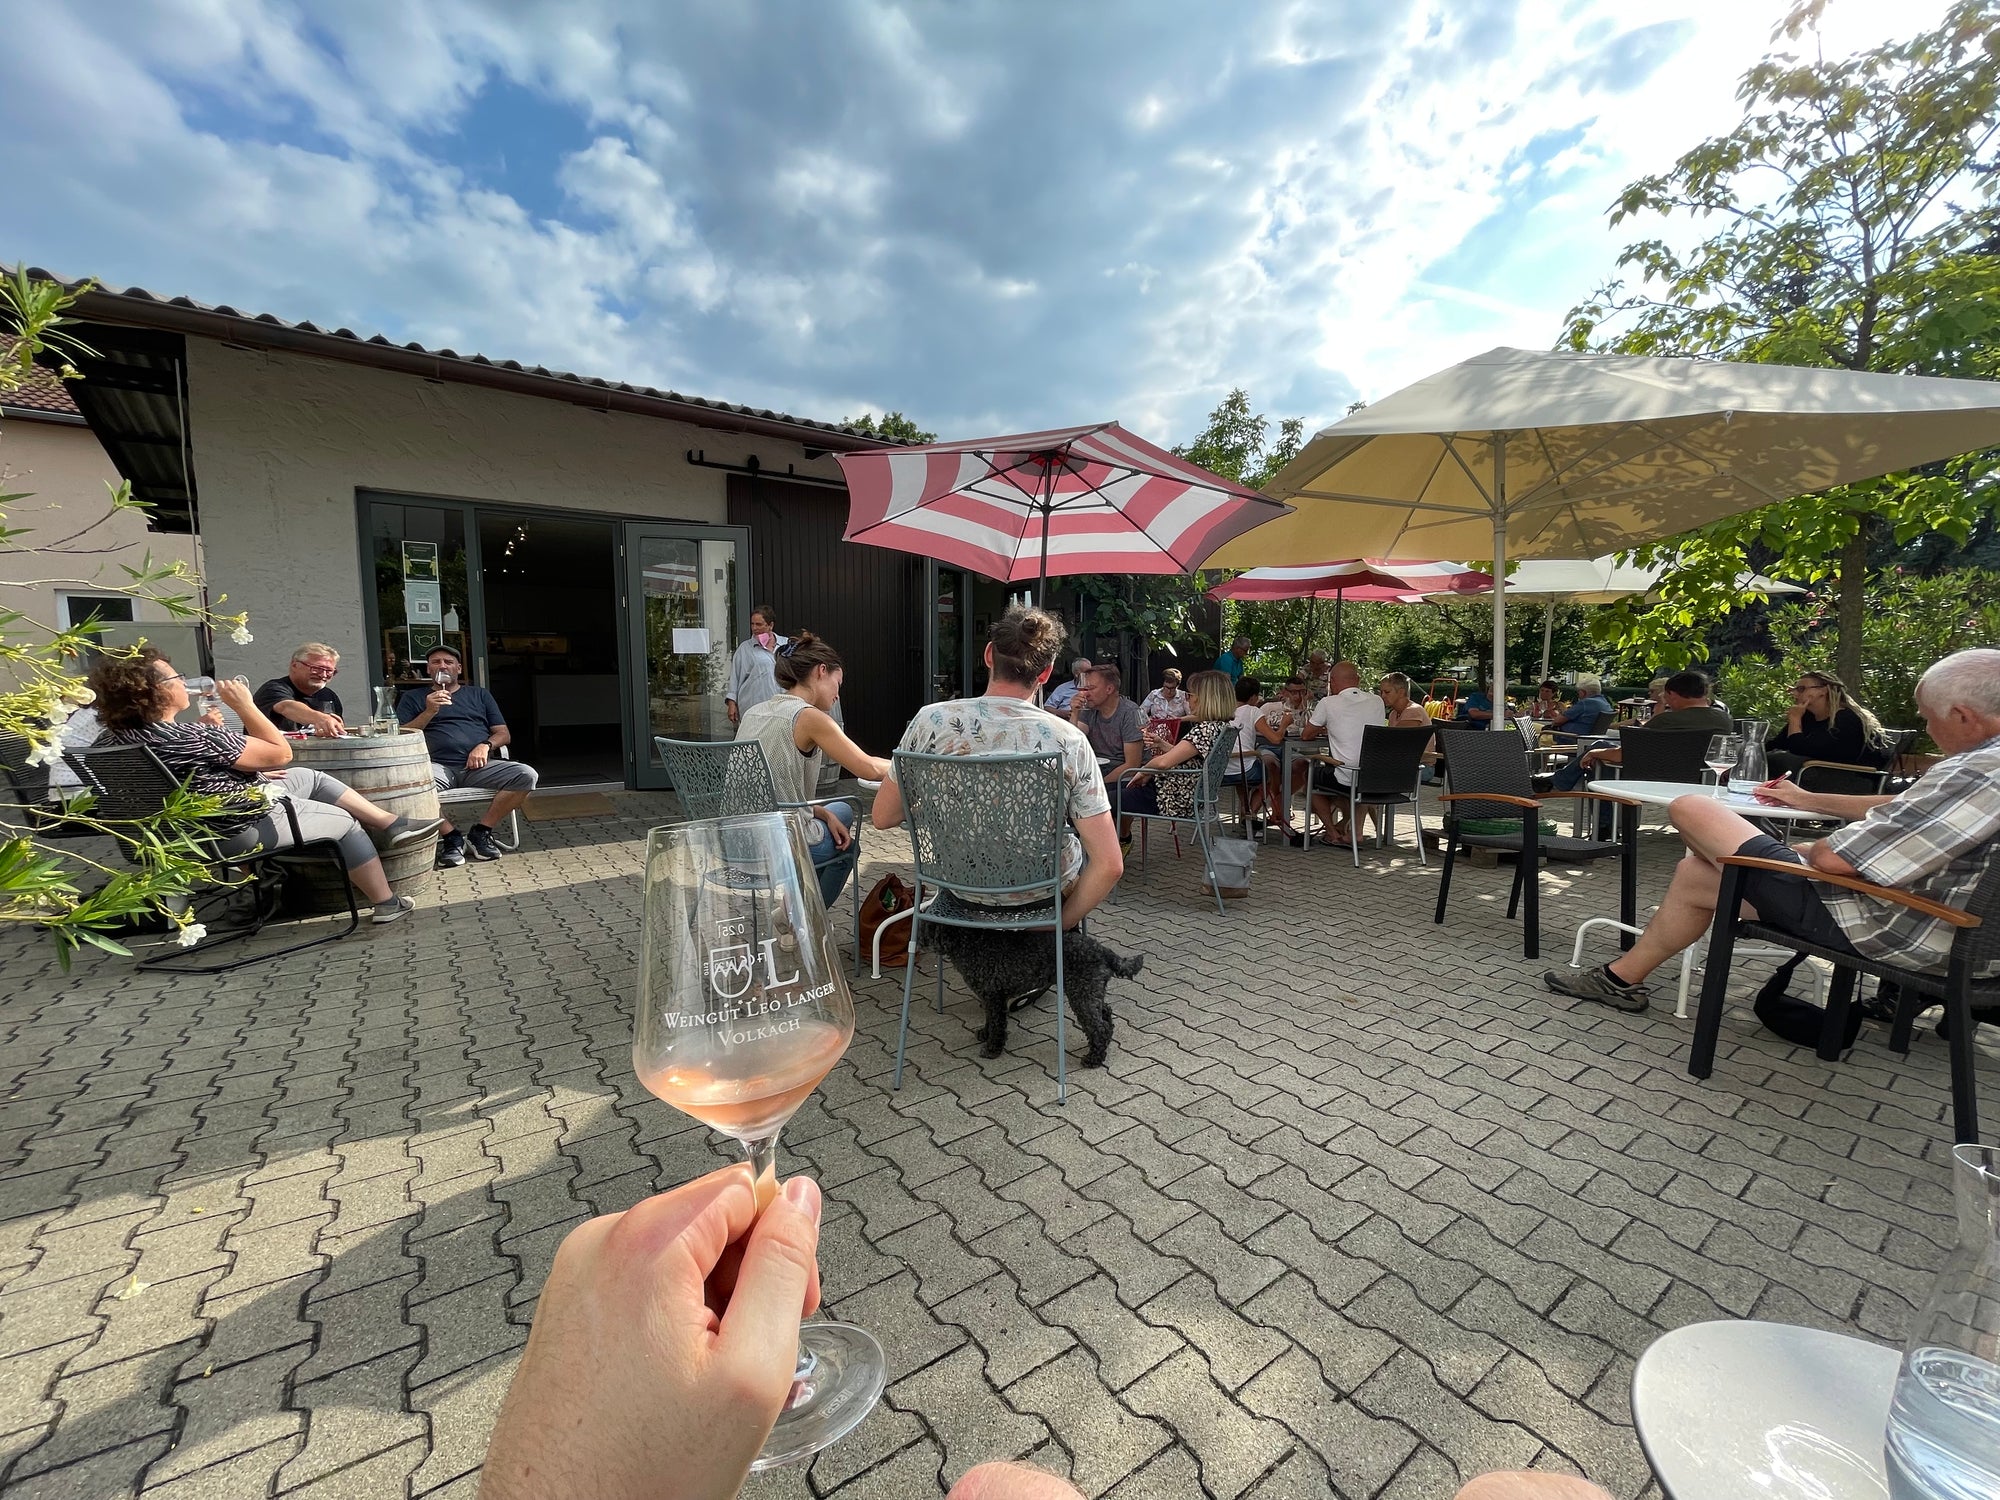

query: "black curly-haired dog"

left=924, top=923, right=1142, bottom=1067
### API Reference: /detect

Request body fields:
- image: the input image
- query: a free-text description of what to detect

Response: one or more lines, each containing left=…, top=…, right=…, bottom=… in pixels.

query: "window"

left=58, top=594, right=135, bottom=629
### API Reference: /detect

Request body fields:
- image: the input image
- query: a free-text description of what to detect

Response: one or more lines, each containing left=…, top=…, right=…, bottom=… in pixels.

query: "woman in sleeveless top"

left=735, top=633, right=892, bottom=909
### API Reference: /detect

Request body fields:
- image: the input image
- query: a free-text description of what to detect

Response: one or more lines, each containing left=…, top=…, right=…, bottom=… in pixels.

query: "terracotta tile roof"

left=0, top=340, right=82, bottom=416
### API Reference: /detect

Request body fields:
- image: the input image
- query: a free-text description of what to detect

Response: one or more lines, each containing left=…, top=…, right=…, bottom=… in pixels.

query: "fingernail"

left=783, top=1174, right=821, bottom=1223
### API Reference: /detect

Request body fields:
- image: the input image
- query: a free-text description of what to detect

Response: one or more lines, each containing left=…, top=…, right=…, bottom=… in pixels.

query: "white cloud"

left=0, top=0, right=1960, bottom=449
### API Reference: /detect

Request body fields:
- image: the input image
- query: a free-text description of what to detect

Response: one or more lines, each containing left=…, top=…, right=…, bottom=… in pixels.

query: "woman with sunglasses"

left=89, top=648, right=442, bottom=923
left=1766, top=669, right=1892, bottom=774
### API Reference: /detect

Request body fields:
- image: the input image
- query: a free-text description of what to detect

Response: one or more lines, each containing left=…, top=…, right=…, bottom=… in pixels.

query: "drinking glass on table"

left=633, top=811, right=885, bottom=1470
left=1704, top=734, right=1742, bottom=796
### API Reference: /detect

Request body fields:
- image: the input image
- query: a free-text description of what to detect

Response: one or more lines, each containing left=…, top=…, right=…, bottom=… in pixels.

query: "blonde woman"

left=1116, top=669, right=1238, bottom=828
left=1767, top=670, right=1891, bottom=772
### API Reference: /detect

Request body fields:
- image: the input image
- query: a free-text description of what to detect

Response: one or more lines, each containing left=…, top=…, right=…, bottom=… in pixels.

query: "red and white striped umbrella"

left=1207, top=559, right=1491, bottom=602
left=835, top=422, right=1288, bottom=600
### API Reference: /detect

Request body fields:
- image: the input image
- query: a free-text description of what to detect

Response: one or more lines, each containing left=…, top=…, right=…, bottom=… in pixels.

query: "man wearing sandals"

left=1544, top=649, right=2000, bottom=1022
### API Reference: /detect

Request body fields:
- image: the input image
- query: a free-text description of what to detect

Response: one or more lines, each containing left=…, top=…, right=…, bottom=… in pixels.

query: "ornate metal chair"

left=890, top=750, right=1075, bottom=1101
left=63, top=743, right=360, bottom=973
left=1120, top=727, right=1240, bottom=912
left=655, top=736, right=863, bottom=975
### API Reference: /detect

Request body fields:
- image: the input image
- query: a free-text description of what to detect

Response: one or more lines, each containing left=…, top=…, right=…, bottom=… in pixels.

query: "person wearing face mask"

left=725, top=605, right=789, bottom=726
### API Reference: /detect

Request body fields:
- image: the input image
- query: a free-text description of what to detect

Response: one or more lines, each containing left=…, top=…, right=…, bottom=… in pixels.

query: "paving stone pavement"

left=3, top=791, right=1994, bottom=1499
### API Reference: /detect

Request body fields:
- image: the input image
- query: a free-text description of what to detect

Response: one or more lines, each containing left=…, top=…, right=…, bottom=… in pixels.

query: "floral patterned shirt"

left=890, top=694, right=1110, bottom=899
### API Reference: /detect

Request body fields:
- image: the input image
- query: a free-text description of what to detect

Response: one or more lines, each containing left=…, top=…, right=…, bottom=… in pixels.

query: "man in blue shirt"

left=1044, top=658, right=1092, bottom=715
left=397, top=645, right=540, bottom=866
left=1216, top=635, right=1251, bottom=682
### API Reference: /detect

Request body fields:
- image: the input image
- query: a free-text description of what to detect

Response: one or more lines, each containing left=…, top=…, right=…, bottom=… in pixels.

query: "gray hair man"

left=253, top=642, right=345, bottom=736
left=1044, top=657, right=1094, bottom=715
left=1547, top=648, right=2000, bottom=1023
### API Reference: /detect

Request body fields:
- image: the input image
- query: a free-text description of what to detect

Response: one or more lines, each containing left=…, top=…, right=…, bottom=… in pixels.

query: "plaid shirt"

left=1819, top=733, right=2000, bottom=973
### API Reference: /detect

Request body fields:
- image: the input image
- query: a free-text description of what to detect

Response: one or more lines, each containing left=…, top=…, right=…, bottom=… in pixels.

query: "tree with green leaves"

left=1563, top=0, right=2000, bottom=684
left=840, top=410, right=937, bottom=444
left=3, top=271, right=257, bottom=965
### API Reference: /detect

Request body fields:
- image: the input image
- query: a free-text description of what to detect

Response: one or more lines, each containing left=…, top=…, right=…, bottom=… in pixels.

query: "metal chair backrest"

left=1514, top=715, right=1538, bottom=745
left=1585, top=710, right=1615, bottom=736
left=1195, top=722, right=1239, bottom=816
left=1954, top=843, right=2000, bottom=976
left=893, top=750, right=1067, bottom=901
left=656, top=737, right=781, bottom=819
left=1352, top=725, right=1435, bottom=798
left=1878, top=727, right=1919, bottom=774
left=1796, top=759, right=1889, bottom=796
left=1613, top=725, right=1712, bottom=784
left=62, top=743, right=182, bottom=823
left=1434, top=727, right=1536, bottom=820
left=0, top=731, right=50, bottom=810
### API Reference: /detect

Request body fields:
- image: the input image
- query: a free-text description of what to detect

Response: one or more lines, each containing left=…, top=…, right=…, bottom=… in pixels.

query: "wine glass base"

left=749, top=1321, right=887, bottom=1472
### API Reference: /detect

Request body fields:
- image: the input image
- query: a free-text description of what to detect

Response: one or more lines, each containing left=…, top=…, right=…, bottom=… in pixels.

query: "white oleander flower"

left=62, top=685, right=96, bottom=705
left=24, top=736, right=63, bottom=770
left=177, top=923, right=208, bottom=948
left=230, top=625, right=254, bottom=645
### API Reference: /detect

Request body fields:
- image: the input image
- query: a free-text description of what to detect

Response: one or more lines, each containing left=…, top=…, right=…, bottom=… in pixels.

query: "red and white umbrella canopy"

left=1208, top=559, right=1491, bottom=602
left=836, top=422, right=1288, bottom=586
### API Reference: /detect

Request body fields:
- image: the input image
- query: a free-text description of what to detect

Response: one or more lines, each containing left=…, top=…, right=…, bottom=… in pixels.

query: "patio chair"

left=437, top=745, right=522, bottom=850
left=889, top=749, right=1076, bottom=1101
left=1337, top=725, right=1436, bottom=867
left=63, top=742, right=360, bottom=974
left=1688, top=848, right=2000, bottom=1145
left=1797, top=759, right=1891, bottom=796
left=655, top=736, right=864, bottom=975
left=0, top=730, right=98, bottom=840
left=1432, top=727, right=1624, bottom=960
left=1122, top=727, right=1239, bottom=912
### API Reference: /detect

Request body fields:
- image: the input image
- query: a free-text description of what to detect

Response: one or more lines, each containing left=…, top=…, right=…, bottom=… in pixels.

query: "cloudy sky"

left=0, top=0, right=1951, bottom=446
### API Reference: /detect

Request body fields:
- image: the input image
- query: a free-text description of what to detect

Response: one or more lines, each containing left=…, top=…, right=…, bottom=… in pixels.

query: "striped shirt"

left=1820, top=734, right=2000, bottom=973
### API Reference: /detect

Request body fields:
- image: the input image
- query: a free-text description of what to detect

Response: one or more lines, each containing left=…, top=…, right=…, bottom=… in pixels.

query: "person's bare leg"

left=1605, top=794, right=1763, bottom=986
left=948, top=1462, right=1085, bottom=1500
left=347, top=855, right=393, bottom=905
left=334, top=788, right=398, bottom=832
left=1453, top=1474, right=1615, bottom=1500
left=481, top=787, right=531, bottom=826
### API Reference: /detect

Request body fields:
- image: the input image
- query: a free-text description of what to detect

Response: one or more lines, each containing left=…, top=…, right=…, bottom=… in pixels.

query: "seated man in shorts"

left=396, top=645, right=539, bottom=867
left=1543, top=649, right=2000, bottom=1025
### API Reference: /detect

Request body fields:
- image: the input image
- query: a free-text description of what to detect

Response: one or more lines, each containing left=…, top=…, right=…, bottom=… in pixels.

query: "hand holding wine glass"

left=632, top=810, right=885, bottom=1469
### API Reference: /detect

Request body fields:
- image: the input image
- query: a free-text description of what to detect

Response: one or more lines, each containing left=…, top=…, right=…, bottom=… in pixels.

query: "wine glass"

left=1705, top=734, right=1742, bottom=796
left=634, top=811, right=886, bottom=1470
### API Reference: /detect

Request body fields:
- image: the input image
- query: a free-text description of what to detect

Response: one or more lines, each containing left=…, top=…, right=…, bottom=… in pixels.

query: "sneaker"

left=466, top=824, right=503, bottom=861
left=372, top=895, right=417, bottom=925
left=434, top=830, right=467, bottom=869
left=374, top=815, right=445, bottom=850
left=1543, top=964, right=1650, bottom=1013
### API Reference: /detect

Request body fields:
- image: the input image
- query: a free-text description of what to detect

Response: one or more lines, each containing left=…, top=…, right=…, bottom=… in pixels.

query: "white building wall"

left=0, top=415, right=201, bottom=634
left=185, top=338, right=836, bottom=684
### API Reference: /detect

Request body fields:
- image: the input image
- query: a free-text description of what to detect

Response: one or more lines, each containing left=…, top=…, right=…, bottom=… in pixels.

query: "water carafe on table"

left=373, top=685, right=400, bottom=734
left=1885, top=1144, right=2000, bottom=1499
left=1728, top=722, right=1768, bottom=793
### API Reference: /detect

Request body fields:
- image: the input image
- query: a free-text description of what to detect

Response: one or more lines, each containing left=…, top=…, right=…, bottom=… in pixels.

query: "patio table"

left=1631, top=1319, right=1898, bottom=1500
left=1588, top=779, right=1849, bottom=950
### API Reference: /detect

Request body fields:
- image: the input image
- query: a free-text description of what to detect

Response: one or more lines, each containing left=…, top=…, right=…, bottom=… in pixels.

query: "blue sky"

left=0, top=0, right=1948, bottom=447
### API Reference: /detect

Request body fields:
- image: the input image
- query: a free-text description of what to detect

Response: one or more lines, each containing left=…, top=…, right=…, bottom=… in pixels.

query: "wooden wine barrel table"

left=283, top=731, right=440, bottom=910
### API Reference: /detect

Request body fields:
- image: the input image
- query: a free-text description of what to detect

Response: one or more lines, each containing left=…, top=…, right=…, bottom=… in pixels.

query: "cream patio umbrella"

left=1208, top=347, right=2000, bottom=722
left=1500, top=557, right=1806, bottom=680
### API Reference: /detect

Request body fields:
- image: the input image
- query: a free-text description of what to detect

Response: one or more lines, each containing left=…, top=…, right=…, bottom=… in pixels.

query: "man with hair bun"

left=873, top=604, right=1123, bottom=927
left=1547, top=648, right=2000, bottom=1030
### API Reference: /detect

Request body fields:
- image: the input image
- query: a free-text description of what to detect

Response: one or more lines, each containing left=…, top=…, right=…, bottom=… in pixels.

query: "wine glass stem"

left=738, top=1132, right=820, bottom=1388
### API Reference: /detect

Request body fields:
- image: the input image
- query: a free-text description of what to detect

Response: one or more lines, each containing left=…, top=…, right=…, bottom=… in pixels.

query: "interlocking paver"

left=3, top=796, right=1990, bottom=1497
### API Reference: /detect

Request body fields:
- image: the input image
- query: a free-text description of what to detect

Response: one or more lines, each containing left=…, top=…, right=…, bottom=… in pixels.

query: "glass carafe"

left=1885, top=1144, right=2000, bottom=1499
left=1729, top=721, right=1769, bottom=793
left=373, top=685, right=399, bottom=733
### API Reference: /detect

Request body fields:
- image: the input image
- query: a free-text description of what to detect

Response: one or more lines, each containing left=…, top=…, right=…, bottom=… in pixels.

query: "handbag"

left=857, top=874, right=916, bottom=968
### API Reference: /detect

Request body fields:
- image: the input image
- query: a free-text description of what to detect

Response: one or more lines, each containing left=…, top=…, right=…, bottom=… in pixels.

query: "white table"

left=1632, top=1320, right=1899, bottom=1500
left=1587, top=779, right=1847, bottom=949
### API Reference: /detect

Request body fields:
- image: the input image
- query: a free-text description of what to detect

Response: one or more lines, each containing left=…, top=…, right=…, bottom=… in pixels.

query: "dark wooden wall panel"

left=727, top=474, right=925, bottom=753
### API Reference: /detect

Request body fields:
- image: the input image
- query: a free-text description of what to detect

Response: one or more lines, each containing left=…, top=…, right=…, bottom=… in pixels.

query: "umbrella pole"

left=1036, top=469, right=1054, bottom=609
left=1540, top=600, right=1555, bottom=681
left=1333, top=589, right=1344, bottom=659
left=1491, top=436, right=1508, bottom=731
